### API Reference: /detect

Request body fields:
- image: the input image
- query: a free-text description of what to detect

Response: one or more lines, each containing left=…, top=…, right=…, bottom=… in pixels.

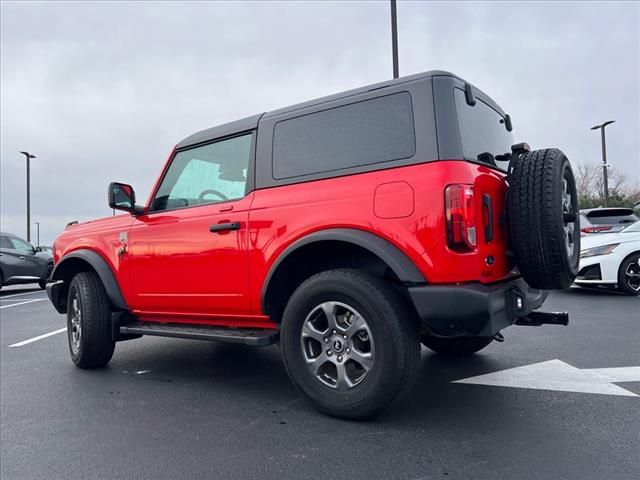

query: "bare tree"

left=573, top=163, right=637, bottom=209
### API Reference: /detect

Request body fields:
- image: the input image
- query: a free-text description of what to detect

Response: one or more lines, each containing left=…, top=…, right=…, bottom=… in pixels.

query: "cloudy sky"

left=1, top=0, right=638, bottom=244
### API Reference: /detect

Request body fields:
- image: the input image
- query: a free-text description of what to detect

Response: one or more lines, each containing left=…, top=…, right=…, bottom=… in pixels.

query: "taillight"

left=581, top=226, right=612, bottom=234
left=445, top=184, right=477, bottom=252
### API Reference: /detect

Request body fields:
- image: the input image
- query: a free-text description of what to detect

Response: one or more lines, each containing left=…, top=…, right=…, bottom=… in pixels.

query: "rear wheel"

left=618, top=253, right=640, bottom=296
left=67, top=271, right=115, bottom=368
left=420, top=335, right=493, bottom=356
left=281, top=269, right=420, bottom=420
left=508, top=148, right=580, bottom=289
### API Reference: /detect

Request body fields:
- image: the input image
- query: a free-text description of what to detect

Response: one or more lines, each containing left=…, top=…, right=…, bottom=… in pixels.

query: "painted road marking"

left=454, top=359, right=640, bottom=397
left=0, top=291, right=47, bottom=300
left=8, top=327, right=67, bottom=348
left=0, top=298, right=47, bottom=309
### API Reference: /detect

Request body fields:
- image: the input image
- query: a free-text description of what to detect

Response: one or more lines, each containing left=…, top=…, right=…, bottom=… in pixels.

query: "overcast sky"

left=1, top=0, right=638, bottom=244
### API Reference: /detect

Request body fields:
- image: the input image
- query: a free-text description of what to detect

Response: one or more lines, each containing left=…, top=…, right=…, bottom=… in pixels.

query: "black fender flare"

left=261, top=228, right=426, bottom=313
left=51, top=249, right=128, bottom=311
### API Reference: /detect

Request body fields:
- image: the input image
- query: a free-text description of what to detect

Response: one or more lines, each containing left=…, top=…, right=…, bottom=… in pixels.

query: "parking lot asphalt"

left=1, top=285, right=638, bottom=480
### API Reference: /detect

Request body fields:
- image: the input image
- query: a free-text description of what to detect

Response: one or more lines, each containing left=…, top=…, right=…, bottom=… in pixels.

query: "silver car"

left=0, top=232, right=53, bottom=290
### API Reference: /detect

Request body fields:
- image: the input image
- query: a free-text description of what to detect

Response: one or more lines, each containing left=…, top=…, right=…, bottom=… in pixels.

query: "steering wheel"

left=198, top=189, right=228, bottom=202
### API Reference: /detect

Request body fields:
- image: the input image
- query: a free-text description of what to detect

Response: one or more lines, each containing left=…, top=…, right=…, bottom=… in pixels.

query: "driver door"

left=126, top=132, right=254, bottom=319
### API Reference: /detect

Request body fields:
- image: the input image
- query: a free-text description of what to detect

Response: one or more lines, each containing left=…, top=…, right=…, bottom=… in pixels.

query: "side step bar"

left=514, top=311, right=569, bottom=327
left=119, top=321, right=279, bottom=346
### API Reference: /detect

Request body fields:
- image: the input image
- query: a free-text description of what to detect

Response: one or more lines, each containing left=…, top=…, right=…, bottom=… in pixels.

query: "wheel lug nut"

left=337, top=356, right=343, bottom=362
left=346, top=348, right=350, bottom=353
left=343, top=335, right=347, bottom=339
left=323, top=337, right=329, bottom=343
left=326, top=350, right=332, bottom=356
left=332, top=329, right=336, bottom=334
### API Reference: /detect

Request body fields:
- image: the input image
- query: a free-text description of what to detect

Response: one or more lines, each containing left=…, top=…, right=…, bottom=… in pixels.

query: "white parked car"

left=575, top=220, right=640, bottom=295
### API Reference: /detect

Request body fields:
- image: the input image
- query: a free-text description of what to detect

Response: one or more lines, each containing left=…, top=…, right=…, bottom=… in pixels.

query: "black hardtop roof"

left=176, top=70, right=500, bottom=149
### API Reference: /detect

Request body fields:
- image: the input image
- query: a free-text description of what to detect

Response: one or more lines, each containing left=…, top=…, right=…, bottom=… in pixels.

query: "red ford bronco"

left=47, top=71, right=580, bottom=419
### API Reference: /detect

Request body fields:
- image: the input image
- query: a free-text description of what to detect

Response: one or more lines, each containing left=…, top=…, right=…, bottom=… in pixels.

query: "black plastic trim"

left=409, top=276, right=549, bottom=337
left=50, top=250, right=128, bottom=312
left=46, top=280, right=66, bottom=314
left=483, top=193, right=494, bottom=242
left=120, top=322, right=279, bottom=346
left=261, top=228, right=426, bottom=314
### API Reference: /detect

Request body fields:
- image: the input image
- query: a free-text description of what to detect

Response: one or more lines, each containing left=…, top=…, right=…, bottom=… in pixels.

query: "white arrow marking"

left=453, top=359, right=640, bottom=397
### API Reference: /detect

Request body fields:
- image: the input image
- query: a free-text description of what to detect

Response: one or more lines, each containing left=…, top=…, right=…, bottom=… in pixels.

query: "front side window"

left=9, top=236, right=34, bottom=253
left=152, top=133, right=253, bottom=212
left=454, top=88, right=513, bottom=171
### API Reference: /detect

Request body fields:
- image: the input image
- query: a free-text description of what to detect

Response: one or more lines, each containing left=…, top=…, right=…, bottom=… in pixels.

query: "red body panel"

left=54, top=159, right=512, bottom=329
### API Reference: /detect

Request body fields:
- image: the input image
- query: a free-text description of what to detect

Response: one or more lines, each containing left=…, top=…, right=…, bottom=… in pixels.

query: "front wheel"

left=67, top=271, right=115, bottom=368
left=420, top=335, right=493, bottom=356
left=281, top=269, right=420, bottom=420
left=618, top=253, right=640, bottom=296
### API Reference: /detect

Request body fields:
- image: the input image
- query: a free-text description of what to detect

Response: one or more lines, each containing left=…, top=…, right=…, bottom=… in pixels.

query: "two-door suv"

left=47, top=71, right=580, bottom=419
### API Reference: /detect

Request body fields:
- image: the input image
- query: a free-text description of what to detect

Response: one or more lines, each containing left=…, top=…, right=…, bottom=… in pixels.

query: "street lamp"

left=35, top=222, right=40, bottom=247
left=20, top=151, right=36, bottom=242
left=590, top=120, right=615, bottom=207
left=390, top=0, right=399, bottom=79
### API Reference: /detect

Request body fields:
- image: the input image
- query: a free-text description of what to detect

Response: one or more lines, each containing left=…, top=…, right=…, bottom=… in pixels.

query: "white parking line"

left=0, top=299, right=47, bottom=309
left=0, top=291, right=47, bottom=300
left=8, top=327, right=67, bottom=347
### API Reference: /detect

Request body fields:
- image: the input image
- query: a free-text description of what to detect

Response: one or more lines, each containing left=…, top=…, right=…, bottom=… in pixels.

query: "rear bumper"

left=46, top=280, right=67, bottom=314
left=408, top=276, right=548, bottom=337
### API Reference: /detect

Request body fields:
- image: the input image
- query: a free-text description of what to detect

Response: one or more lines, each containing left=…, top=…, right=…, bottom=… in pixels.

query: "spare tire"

left=508, top=148, right=580, bottom=289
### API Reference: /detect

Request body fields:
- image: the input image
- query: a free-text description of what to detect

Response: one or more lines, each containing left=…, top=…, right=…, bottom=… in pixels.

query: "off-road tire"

left=420, top=335, right=493, bottom=356
left=67, top=271, right=115, bottom=368
left=618, top=253, right=640, bottom=296
left=281, top=269, right=420, bottom=420
left=508, top=148, right=580, bottom=289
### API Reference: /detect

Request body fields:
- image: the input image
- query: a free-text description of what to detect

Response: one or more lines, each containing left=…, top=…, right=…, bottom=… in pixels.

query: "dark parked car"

left=0, top=232, right=53, bottom=290
left=580, top=208, right=638, bottom=234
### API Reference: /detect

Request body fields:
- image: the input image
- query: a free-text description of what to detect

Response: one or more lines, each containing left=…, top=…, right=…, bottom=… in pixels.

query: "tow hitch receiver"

left=514, top=311, right=569, bottom=327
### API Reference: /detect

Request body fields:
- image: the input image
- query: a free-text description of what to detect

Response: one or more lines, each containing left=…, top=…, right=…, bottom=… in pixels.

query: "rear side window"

left=272, top=92, right=416, bottom=179
left=0, top=236, right=13, bottom=249
left=454, top=88, right=513, bottom=171
left=587, top=210, right=638, bottom=225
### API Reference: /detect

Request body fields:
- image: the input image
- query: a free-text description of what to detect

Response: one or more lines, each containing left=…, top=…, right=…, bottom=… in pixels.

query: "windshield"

left=454, top=88, right=513, bottom=171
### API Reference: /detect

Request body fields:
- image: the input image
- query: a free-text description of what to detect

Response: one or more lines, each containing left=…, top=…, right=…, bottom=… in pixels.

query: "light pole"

left=590, top=121, right=614, bottom=207
left=390, top=0, right=399, bottom=79
left=35, top=222, right=40, bottom=246
left=20, top=151, right=36, bottom=242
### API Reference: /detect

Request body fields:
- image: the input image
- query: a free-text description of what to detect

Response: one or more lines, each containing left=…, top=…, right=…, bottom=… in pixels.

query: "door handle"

left=209, top=222, right=241, bottom=233
left=20, top=256, right=26, bottom=260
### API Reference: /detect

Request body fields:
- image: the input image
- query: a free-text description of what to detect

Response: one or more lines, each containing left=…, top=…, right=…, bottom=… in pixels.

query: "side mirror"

left=108, top=182, right=137, bottom=213
left=35, top=246, right=43, bottom=252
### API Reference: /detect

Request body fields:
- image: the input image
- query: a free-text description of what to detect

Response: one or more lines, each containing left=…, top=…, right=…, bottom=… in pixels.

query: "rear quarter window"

left=272, top=92, right=416, bottom=179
